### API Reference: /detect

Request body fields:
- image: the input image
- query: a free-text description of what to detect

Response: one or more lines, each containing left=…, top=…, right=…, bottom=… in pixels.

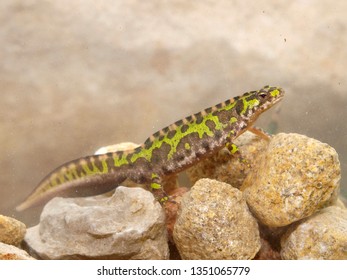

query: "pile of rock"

left=181, top=132, right=345, bottom=259
left=5, top=132, right=347, bottom=259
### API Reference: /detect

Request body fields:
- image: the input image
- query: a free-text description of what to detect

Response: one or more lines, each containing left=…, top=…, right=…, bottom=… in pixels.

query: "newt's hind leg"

left=225, top=142, right=250, bottom=167
left=150, top=173, right=170, bottom=204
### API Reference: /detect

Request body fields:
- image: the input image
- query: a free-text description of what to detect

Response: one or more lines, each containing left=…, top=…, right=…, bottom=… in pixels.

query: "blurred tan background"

left=1, top=0, right=346, bottom=225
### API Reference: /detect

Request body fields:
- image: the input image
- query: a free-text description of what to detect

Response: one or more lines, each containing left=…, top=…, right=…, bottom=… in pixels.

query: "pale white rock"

left=94, top=142, right=140, bottom=155
left=24, top=187, right=168, bottom=259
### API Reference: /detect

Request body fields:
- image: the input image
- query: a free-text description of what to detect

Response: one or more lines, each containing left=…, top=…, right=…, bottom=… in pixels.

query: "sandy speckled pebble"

left=173, top=179, right=261, bottom=259
left=0, top=215, right=26, bottom=246
left=281, top=206, right=347, bottom=259
left=242, top=133, right=340, bottom=227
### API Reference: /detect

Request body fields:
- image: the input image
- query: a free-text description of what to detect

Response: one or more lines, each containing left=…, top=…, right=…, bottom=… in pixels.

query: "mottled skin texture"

left=17, top=86, right=284, bottom=211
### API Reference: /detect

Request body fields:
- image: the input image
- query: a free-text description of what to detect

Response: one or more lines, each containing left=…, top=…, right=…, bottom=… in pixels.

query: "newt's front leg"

left=247, top=126, right=272, bottom=140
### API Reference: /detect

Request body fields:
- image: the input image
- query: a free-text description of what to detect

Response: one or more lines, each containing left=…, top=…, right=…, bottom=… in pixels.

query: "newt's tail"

left=16, top=151, right=130, bottom=211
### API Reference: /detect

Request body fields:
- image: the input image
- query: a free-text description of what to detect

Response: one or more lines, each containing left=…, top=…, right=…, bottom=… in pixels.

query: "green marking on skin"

left=114, top=153, right=129, bottom=167
left=229, top=117, right=237, bottom=124
left=150, top=182, right=162, bottom=190
left=228, top=143, right=239, bottom=154
left=131, top=112, right=228, bottom=162
left=270, top=89, right=280, bottom=97
left=150, top=173, right=161, bottom=189
left=241, top=95, right=260, bottom=114
left=101, top=159, right=109, bottom=173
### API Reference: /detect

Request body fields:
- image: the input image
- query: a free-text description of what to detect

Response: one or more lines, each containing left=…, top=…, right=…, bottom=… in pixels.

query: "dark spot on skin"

left=195, top=113, right=203, bottom=124
left=186, top=115, right=193, bottom=122
left=235, top=99, right=244, bottom=115
left=185, top=147, right=192, bottom=156
left=245, top=95, right=256, bottom=102
left=176, top=154, right=185, bottom=162
left=181, top=124, right=189, bottom=133
left=213, top=110, right=230, bottom=123
left=151, top=143, right=171, bottom=166
left=126, top=156, right=135, bottom=166
left=204, top=119, right=216, bottom=131
left=77, top=168, right=85, bottom=178
left=204, top=107, right=212, bottom=114
left=202, top=141, right=210, bottom=151
left=86, top=160, right=94, bottom=171
left=152, top=131, right=161, bottom=138
left=158, top=135, right=165, bottom=142
left=56, top=177, right=63, bottom=185
left=139, top=175, right=147, bottom=183
left=215, top=102, right=223, bottom=109
left=65, top=170, right=76, bottom=181
left=63, top=174, right=70, bottom=182
left=162, top=126, right=170, bottom=134
left=144, top=139, right=153, bottom=149
left=94, top=158, right=104, bottom=171
left=106, top=154, right=114, bottom=169
left=167, top=129, right=176, bottom=139
left=175, top=119, right=183, bottom=126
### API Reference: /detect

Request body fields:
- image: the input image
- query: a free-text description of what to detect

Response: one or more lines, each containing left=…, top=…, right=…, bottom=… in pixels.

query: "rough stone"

left=173, top=179, right=261, bottom=259
left=281, top=206, right=347, bottom=259
left=24, top=187, right=169, bottom=260
left=242, top=133, right=341, bottom=227
left=0, top=242, right=35, bottom=260
left=186, top=131, right=268, bottom=189
left=0, top=214, right=26, bottom=246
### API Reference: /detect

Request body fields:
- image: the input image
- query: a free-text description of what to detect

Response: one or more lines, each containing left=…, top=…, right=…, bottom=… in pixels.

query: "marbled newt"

left=17, top=85, right=284, bottom=211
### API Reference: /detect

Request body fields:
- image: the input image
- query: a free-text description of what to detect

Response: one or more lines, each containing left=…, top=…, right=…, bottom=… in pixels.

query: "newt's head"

left=237, top=85, right=284, bottom=122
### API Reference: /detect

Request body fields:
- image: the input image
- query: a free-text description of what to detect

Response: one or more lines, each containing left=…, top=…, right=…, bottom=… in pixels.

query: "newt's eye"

left=259, top=92, right=267, bottom=98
